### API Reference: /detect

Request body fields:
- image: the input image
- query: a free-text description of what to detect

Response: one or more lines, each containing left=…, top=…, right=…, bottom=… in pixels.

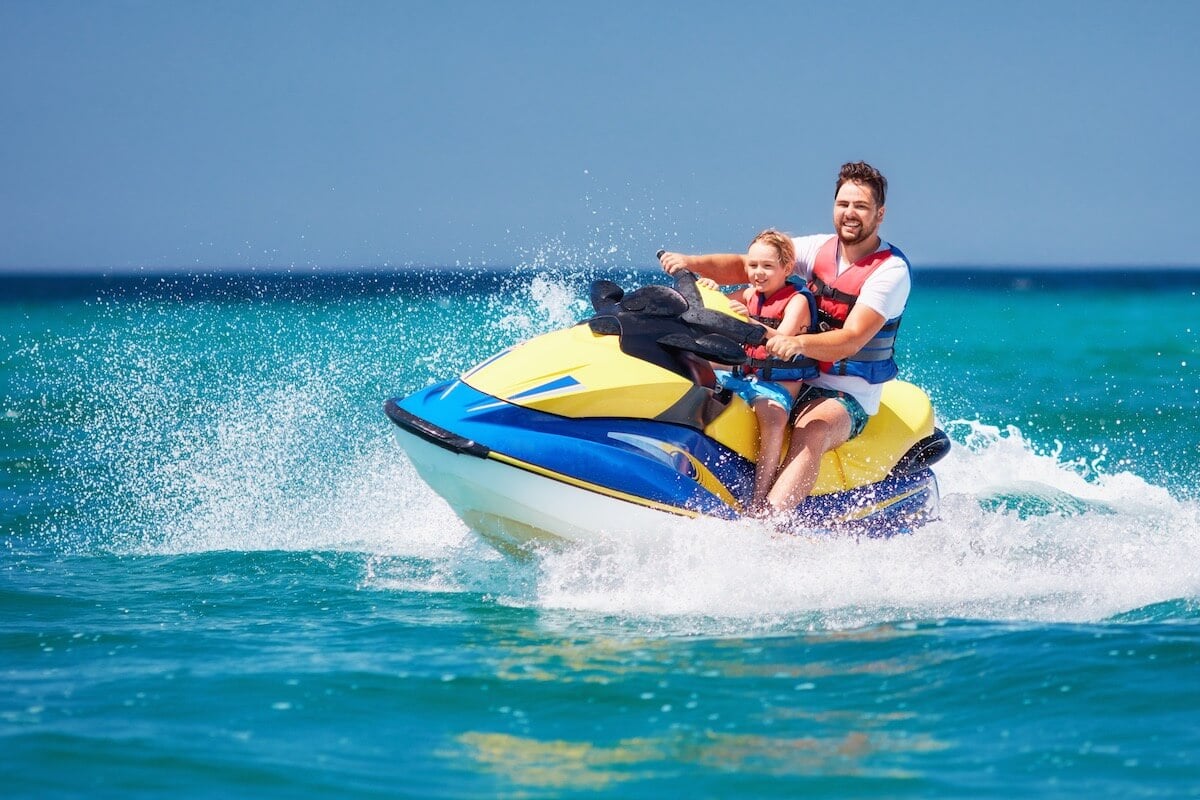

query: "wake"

left=519, top=420, right=1200, bottom=629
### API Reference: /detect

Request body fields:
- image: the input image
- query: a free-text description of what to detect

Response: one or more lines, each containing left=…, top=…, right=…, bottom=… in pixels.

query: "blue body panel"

left=399, top=380, right=749, bottom=519
left=395, top=380, right=938, bottom=533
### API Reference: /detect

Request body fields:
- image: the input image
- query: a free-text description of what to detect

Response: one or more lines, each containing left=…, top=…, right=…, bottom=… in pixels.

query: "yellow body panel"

left=698, top=380, right=933, bottom=496
left=696, top=284, right=748, bottom=319
left=463, top=325, right=692, bottom=419
left=702, top=391, right=759, bottom=456
left=811, top=380, right=935, bottom=495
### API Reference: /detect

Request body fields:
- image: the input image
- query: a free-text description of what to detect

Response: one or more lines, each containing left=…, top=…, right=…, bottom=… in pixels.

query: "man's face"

left=833, top=180, right=885, bottom=247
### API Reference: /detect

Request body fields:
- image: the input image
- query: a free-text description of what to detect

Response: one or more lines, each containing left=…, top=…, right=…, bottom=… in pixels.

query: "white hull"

left=393, top=427, right=694, bottom=555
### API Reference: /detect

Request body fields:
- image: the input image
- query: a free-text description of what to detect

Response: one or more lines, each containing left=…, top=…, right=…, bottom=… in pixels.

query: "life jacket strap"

left=741, top=356, right=819, bottom=381
left=749, top=313, right=784, bottom=329
left=810, top=275, right=859, bottom=307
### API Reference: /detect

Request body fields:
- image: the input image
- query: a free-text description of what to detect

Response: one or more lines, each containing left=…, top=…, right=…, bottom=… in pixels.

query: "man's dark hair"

left=836, top=161, right=887, bottom=206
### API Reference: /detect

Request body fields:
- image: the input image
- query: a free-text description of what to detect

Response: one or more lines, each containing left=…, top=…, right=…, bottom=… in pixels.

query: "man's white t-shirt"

left=790, top=234, right=911, bottom=415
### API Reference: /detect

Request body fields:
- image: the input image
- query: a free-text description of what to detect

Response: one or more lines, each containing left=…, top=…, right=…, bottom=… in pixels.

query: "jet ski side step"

left=383, top=398, right=491, bottom=458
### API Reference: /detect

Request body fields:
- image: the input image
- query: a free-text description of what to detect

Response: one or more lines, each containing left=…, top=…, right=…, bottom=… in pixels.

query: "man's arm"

left=658, top=251, right=748, bottom=285
left=769, top=257, right=909, bottom=361
left=765, top=303, right=888, bottom=362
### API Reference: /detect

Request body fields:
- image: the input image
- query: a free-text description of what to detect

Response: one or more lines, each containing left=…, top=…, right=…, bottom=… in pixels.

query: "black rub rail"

left=383, top=398, right=491, bottom=458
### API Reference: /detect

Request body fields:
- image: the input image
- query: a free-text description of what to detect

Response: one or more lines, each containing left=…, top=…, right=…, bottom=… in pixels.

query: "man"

left=658, top=161, right=911, bottom=517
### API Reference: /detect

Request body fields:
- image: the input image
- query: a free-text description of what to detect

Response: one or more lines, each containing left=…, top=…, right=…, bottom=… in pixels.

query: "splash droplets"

left=23, top=274, right=1200, bottom=631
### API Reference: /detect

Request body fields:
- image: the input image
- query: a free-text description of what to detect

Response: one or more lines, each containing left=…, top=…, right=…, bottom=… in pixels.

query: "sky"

left=2, top=0, right=1199, bottom=272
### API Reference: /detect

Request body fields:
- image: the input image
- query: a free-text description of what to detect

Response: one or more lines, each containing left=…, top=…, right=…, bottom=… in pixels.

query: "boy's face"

left=746, top=241, right=787, bottom=294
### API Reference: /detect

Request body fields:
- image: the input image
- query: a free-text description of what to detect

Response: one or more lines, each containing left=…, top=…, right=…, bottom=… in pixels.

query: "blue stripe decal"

left=510, top=376, right=581, bottom=399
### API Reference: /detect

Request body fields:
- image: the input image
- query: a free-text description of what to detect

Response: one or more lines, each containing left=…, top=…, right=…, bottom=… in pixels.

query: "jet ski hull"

left=390, top=420, right=700, bottom=555
left=385, top=379, right=941, bottom=549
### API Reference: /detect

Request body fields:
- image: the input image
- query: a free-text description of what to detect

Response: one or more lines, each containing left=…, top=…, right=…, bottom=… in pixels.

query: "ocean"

left=2, top=266, right=1198, bottom=798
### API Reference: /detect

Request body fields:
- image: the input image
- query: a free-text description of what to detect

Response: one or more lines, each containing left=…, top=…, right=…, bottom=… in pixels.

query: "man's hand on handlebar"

left=658, top=250, right=690, bottom=275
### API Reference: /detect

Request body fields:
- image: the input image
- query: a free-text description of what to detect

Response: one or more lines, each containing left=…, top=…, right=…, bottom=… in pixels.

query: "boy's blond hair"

left=749, top=229, right=795, bottom=268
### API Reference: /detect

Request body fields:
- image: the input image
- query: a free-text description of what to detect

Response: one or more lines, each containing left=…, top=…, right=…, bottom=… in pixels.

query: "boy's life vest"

left=737, top=277, right=818, bottom=382
left=807, top=237, right=906, bottom=384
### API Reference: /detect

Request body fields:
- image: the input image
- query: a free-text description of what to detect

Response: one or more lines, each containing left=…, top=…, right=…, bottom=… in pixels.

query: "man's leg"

left=765, top=397, right=852, bottom=514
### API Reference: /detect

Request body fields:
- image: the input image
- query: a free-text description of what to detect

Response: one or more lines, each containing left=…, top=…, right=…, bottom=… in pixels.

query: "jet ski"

left=383, top=271, right=950, bottom=555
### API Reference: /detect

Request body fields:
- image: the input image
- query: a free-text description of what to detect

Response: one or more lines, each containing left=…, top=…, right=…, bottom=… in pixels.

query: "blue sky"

left=2, top=0, right=1198, bottom=271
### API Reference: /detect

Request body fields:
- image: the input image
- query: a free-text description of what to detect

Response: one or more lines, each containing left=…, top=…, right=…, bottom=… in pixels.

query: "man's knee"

left=790, top=423, right=833, bottom=455
left=792, top=403, right=851, bottom=451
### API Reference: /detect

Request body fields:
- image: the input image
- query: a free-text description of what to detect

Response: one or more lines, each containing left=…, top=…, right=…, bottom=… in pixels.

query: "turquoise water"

left=3, top=267, right=1199, bottom=798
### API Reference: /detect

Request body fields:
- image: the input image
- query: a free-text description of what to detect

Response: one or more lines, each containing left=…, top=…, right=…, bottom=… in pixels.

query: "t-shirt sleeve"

left=855, top=257, right=911, bottom=320
left=791, top=234, right=833, bottom=279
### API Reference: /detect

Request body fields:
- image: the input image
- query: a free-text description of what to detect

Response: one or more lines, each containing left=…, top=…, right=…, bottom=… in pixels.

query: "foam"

left=525, top=420, right=1200, bottom=629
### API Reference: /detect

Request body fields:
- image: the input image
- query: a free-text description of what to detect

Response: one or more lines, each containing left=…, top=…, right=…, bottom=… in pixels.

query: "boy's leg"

left=750, top=398, right=789, bottom=513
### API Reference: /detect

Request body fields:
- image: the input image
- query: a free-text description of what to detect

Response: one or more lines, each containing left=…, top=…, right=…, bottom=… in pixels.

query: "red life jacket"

left=737, top=280, right=818, bottom=381
left=743, top=282, right=799, bottom=362
left=808, top=236, right=906, bottom=383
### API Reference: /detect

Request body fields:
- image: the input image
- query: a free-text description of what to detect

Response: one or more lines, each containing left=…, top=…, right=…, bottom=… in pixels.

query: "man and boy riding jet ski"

left=384, top=161, right=949, bottom=551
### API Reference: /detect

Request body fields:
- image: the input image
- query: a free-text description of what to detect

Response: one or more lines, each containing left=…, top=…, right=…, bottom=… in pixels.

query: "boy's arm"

left=770, top=293, right=813, bottom=338
left=767, top=304, right=888, bottom=362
